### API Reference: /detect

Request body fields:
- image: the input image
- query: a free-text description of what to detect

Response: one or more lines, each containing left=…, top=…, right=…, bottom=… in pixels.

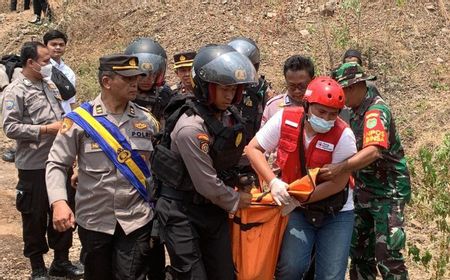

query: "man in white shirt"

left=44, top=30, right=76, bottom=114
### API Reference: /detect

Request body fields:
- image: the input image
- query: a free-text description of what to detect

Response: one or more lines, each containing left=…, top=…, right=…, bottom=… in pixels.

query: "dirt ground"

left=0, top=0, right=449, bottom=279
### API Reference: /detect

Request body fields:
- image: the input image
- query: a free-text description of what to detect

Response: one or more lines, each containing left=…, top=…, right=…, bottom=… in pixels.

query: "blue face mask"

left=308, top=113, right=335, bottom=133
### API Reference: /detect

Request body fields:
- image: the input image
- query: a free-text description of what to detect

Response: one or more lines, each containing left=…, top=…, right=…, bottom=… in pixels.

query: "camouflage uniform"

left=335, top=63, right=411, bottom=280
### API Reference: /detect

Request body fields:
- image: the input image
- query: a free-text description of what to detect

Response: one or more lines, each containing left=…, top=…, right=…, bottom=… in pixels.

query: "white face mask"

left=308, top=113, right=335, bottom=133
left=39, top=63, right=53, bottom=80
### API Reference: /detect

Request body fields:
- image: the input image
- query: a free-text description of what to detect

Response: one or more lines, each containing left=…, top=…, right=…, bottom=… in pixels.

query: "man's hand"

left=71, top=168, right=78, bottom=189
left=319, top=162, right=346, bottom=181
left=237, top=191, right=252, bottom=209
left=52, top=200, right=75, bottom=232
left=47, top=121, right=62, bottom=135
left=270, top=178, right=292, bottom=206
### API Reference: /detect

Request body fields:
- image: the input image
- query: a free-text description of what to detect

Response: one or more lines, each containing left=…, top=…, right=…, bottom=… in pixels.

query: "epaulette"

left=134, top=103, right=150, bottom=113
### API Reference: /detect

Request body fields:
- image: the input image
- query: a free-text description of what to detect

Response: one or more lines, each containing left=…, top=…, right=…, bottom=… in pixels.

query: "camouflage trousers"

left=349, top=200, right=409, bottom=280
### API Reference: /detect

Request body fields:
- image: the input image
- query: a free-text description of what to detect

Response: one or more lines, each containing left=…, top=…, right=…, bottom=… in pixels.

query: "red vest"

left=277, top=107, right=348, bottom=184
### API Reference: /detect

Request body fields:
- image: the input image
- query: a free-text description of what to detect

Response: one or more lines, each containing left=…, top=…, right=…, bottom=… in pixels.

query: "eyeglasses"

left=286, top=82, right=308, bottom=92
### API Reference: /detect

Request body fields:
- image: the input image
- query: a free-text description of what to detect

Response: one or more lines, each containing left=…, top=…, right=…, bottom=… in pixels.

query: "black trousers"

left=156, top=197, right=235, bottom=280
left=16, top=169, right=73, bottom=258
left=32, top=0, right=48, bottom=17
left=78, top=222, right=152, bottom=280
left=10, top=0, right=30, bottom=11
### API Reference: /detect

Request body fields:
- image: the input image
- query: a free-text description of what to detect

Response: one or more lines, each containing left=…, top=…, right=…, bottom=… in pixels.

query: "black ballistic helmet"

left=192, top=44, right=257, bottom=105
left=124, top=38, right=167, bottom=86
left=228, top=37, right=260, bottom=71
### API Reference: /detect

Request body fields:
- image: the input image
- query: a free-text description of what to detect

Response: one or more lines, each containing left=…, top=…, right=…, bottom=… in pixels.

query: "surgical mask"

left=308, top=113, right=335, bottom=133
left=39, top=64, right=53, bottom=80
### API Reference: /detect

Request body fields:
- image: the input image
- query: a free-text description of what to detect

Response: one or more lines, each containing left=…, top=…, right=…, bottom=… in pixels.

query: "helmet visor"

left=197, top=52, right=257, bottom=86
left=135, top=53, right=167, bottom=76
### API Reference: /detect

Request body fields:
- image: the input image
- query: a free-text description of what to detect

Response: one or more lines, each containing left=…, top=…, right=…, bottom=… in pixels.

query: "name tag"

left=285, top=120, right=298, bottom=128
left=316, top=140, right=334, bottom=152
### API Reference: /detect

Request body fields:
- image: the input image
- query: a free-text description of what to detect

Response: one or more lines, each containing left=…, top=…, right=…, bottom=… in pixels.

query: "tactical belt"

left=159, top=186, right=211, bottom=205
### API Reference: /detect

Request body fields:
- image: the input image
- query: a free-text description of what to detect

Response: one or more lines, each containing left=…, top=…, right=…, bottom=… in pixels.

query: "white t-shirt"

left=51, top=58, right=76, bottom=114
left=256, top=109, right=357, bottom=211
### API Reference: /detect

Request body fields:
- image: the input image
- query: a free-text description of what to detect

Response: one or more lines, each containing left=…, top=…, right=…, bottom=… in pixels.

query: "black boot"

left=29, top=15, right=42, bottom=25
left=31, top=268, right=49, bottom=280
left=48, top=260, right=84, bottom=279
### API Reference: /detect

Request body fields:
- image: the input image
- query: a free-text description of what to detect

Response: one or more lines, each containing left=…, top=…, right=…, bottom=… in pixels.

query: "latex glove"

left=269, top=178, right=292, bottom=206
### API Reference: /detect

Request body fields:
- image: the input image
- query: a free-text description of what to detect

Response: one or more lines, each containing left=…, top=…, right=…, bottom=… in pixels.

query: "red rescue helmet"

left=303, top=76, right=345, bottom=109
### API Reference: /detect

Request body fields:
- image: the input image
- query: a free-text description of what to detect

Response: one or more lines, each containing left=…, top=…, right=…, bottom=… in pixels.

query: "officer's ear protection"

left=207, top=84, right=244, bottom=105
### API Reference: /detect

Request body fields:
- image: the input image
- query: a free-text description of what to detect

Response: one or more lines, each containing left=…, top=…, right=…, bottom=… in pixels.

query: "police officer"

left=2, top=41, right=82, bottom=280
left=322, top=62, right=411, bottom=279
left=228, top=37, right=272, bottom=142
left=46, top=54, right=160, bottom=280
left=125, top=38, right=173, bottom=123
left=261, top=55, right=315, bottom=127
left=171, top=51, right=196, bottom=95
left=154, top=44, right=255, bottom=279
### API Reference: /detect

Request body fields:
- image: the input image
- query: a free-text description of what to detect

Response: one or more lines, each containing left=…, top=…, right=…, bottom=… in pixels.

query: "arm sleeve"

left=174, top=125, right=240, bottom=212
left=2, top=86, right=41, bottom=141
left=46, top=119, right=79, bottom=205
left=255, top=109, right=282, bottom=152
left=362, top=107, right=390, bottom=149
left=332, top=127, right=357, bottom=163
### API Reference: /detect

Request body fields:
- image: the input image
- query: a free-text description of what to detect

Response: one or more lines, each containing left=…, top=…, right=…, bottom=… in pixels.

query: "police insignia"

left=129, top=58, right=137, bottom=67
left=91, top=142, right=100, bottom=150
left=180, top=55, right=186, bottom=61
left=200, top=142, right=209, bottom=153
left=141, top=63, right=153, bottom=71
left=197, top=133, right=209, bottom=142
left=60, top=118, right=73, bottom=134
left=245, top=96, right=253, bottom=107
left=5, top=100, right=15, bottom=110
left=235, top=132, right=243, bottom=147
left=95, top=105, right=103, bottom=114
left=117, top=148, right=131, bottom=163
left=134, top=121, right=148, bottom=130
left=235, top=69, right=247, bottom=80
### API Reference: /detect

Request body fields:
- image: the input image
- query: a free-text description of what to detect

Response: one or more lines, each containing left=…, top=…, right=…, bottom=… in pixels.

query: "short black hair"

left=20, top=41, right=46, bottom=67
left=98, top=70, right=116, bottom=87
left=43, top=30, right=68, bottom=45
left=283, top=55, right=315, bottom=78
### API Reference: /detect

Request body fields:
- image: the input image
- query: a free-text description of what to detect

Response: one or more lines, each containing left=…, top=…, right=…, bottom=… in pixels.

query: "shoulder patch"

left=197, top=133, right=209, bottom=142
left=60, top=118, right=73, bottom=134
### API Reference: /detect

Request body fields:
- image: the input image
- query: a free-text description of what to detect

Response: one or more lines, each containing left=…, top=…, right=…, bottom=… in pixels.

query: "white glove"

left=269, top=178, right=292, bottom=206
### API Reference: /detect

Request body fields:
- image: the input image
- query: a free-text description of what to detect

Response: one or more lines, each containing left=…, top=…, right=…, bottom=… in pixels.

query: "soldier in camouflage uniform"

left=321, top=62, right=411, bottom=280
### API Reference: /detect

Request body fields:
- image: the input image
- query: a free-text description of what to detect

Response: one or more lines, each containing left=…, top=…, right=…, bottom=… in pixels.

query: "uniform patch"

left=316, top=140, right=334, bottom=152
left=197, top=133, right=209, bottom=142
left=95, top=105, right=103, bottom=115
left=60, top=118, right=73, bottom=134
left=91, top=142, right=100, bottom=150
left=366, top=118, right=378, bottom=129
left=5, top=100, right=15, bottom=110
left=235, top=132, right=243, bottom=147
left=363, top=109, right=388, bottom=149
left=133, top=121, right=148, bottom=130
left=244, top=96, right=253, bottom=107
left=285, top=119, right=298, bottom=128
left=131, top=130, right=151, bottom=138
left=200, top=142, right=210, bottom=153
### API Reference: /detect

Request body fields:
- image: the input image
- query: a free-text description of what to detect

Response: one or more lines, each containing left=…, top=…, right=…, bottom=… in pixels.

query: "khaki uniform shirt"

left=2, top=72, right=64, bottom=170
left=170, top=113, right=239, bottom=212
left=46, top=95, right=160, bottom=235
